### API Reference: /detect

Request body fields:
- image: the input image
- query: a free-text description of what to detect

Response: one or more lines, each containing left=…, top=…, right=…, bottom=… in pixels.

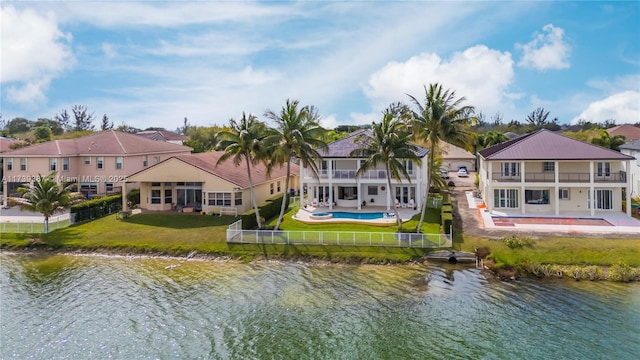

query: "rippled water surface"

left=1, top=254, right=638, bottom=359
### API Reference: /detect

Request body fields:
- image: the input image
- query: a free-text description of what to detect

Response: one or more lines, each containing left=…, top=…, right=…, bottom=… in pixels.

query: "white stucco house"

left=620, top=140, right=640, bottom=199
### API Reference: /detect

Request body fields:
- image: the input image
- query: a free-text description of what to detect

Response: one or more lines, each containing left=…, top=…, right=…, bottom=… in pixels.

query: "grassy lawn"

left=460, top=235, right=640, bottom=267
left=0, top=208, right=441, bottom=263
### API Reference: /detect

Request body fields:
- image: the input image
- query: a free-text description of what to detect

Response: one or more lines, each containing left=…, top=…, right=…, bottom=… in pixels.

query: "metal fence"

left=226, top=220, right=450, bottom=248
left=0, top=213, right=72, bottom=233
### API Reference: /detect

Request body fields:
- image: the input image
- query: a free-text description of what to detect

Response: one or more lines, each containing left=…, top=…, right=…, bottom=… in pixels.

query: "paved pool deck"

left=465, top=191, right=640, bottom=235
left=294, top=205, right=419, bottom=226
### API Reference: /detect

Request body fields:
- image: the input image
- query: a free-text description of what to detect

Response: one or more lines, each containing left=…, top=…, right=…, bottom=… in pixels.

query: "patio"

left=293, top=205, right=420, bottom=226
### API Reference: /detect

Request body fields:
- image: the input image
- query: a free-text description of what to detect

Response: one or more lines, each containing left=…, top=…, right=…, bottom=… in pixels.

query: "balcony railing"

left=313, top=169, right=415, bottom=180
left=491, top=171, right=627, bottom=183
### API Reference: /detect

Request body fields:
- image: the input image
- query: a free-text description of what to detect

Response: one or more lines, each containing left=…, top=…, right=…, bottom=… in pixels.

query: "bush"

left=71, top=194, right=122, bottom=222
left=608, top=262, right=638, bottom=282
left=241, top=194, right=288, bottom=229
left=441, top=213, right=453, bottom=233
left=502, top=235, right=535, bottom=249
left=127, top=189, right=140, bottom=206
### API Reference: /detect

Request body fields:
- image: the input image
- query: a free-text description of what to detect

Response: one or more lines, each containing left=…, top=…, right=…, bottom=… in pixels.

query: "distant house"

left=620, top=140, right=640, bottom=198
left=439, top=141, right=476, bottom=171
left=136, top=130, right=188, bottom=145
left=478, top=129, right=634, bottom=216
left=302, top=130, right=429, bottom=210
left=1, top=131, right=192, bottom=206
left=606, top=124, right=640, bottom=141
left=126, top=151, right=298, bottom=215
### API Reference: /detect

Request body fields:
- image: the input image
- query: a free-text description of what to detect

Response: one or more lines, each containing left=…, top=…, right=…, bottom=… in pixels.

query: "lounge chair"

left=395, top=199, right=401, bottom=208
left=408, top=199, right=415, bottom=209
left=311, top=199, right=318, bottom=207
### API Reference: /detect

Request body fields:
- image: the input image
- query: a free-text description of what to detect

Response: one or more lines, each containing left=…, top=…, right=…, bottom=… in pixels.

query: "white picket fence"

left=226, top=220, right=450, bottom=248
left=0, top=213, right=71, bottom=233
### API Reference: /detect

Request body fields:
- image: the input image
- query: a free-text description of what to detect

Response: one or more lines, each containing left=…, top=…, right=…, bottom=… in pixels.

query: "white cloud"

left=0, top=5, right=74, bottom=104
left=572, top=91, right=640, bottom=124
left=101, top=43, right=118, bottom=59
left=517, top=24, right=571, bottom=71
left=362, top=45, right=515, bottom=116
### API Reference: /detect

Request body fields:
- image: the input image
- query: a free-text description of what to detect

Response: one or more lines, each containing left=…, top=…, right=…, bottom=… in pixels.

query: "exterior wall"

left=621, top=148, right=640, bottom=197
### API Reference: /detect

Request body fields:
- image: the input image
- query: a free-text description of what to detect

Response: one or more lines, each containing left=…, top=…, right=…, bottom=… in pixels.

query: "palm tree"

left=591, top=130, right=626, bottom=151
left=350, top=104, right=420, bottom=230
left=14, top=172, right=80, bottom=233
left=264, top=99, right=328, bottom=230
left=408, top=83, right=475, bottom=233
left=479, top=130, right=508, bottom=148
left=216, top=113, right=268, bottom=228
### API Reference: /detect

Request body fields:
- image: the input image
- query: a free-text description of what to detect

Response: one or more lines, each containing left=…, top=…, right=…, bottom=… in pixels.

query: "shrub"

left=71, top=194, right=122, bottom=222
left=583, top=266, right=604, bottom=281
left=608, top=262, right=638, bottom=282
left=127, top=189, right=140, bottom=206
left=502, top=235, right=535, bottom=249
left=241, top=194, right=287, bottom=229
left=441, top=213, right=453, bottom=233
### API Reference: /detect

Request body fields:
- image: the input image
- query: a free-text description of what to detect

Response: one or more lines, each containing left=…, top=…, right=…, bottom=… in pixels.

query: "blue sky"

left=1, top=1, right=638, bottom=131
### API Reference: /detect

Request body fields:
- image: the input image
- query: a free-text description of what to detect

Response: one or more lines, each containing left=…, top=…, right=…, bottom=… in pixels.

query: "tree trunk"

left=44, top=216, right=49, bottom=234
left=245, top=156, right=262, bottom=228
left=416, top=142, right=435, bottom=233
left=387, top=165, right=402, bottom=230
left=274, top=159, right=291, bottom=230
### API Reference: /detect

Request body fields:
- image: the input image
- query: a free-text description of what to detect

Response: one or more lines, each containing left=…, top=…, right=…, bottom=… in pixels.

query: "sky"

left=1, top=1, right=639, bottom=131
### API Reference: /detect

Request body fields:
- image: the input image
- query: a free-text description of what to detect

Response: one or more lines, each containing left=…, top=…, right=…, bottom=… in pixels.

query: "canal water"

left=1, top=254, right=638, bottom=359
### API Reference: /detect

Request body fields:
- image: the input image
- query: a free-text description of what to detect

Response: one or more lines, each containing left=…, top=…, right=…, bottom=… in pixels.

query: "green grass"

left=461, top=235, right=640, bottom=267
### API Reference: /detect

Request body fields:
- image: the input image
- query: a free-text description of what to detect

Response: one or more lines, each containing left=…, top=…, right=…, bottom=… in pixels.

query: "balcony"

left=313, top=168, right=416, bottom=180
left=491, top=171, right=627, bottom=183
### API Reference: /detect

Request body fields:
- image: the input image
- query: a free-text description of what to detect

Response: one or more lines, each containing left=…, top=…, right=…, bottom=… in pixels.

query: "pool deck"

left=465, top=191, right=640, bottom=235
left=293, top=205, right=419, bottom=226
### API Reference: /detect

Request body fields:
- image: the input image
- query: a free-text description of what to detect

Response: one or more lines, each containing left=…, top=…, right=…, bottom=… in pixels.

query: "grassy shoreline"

left=2, top=212, right=639, bottom=280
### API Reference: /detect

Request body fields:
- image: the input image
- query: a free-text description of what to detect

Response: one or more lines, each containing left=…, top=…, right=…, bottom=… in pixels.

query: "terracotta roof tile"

left=172, top=152, right=299, bottom=188
left=479, top=129, right=634, bottom=161
left=2, top=130, right=192, bottom=156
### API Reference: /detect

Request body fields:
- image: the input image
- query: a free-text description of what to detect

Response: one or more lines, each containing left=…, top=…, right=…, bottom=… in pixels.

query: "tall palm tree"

left=408, top=83, right=475, bottom=233
left=591, top=130, right=626, bottom=151
left=350, top=105, right=420, bottom=230
left=216, top=113, right=268, bottom=228
left=264, top=99, right=328, bottom=230
left=14, top=172, right=80, bottom=233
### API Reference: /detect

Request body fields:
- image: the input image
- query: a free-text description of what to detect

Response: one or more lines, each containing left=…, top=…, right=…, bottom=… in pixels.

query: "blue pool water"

left=330, top=211, right=388, bottom=220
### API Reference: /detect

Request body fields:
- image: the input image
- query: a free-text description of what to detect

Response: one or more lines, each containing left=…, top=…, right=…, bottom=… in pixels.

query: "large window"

left=270, top=183, right=274, bottom=195
left=543, top=162, right=555, bottom=172
left=6, top=158, right=12, bottom=171
left=403, top=160, right=414, bottom=175
left=151, top=189, right=161, bottom=204
left=50, top=158, right=57, bottom=171
left=208, top=192, right=231, bottom=206
left=234, top=191, right=243, bottom=206
left=525, top=190, right=550, bottom=204
left=367, top=186, right=378, bottom=196
left=20, top=158, right=27, bottom=171
left=277, top=181, right=281, bottom=192
left=164, top=189, right=173, bottom=204
left=592, top=189, right=613, bottom=210
left=501, top=162, right=520, bottom=177
left=596, top=162, right=610, bottom=177
left=338, top=186, right=358, bottom=200
left=559, top=188, right=570, bottom=200
left=143, top=155, right=148, bottom=167
left=494, top=189, right=518, bottom=208
left=62, top=157, right=69, bottom=171
left=84, top=156, right=91, bottom=165
left=97, top=157, right=104, bottom=169
left=115, top=156, right=123, bottom=170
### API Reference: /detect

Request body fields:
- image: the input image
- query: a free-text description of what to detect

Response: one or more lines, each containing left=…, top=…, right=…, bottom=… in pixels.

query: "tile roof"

left=319, top=130, right=428, bottom=158
left=137, top=130, right=188, bottom=142
left=607, top=124, right=640, bottom=141
left=0, top=137, right=17, bottom=153
left=620, top=140, right=640, bottom=151
left=169, top=151, right=299, bottom=188
left=478, top=129, right=634, bottom=161
left=2, top=130, right=192, bottom=156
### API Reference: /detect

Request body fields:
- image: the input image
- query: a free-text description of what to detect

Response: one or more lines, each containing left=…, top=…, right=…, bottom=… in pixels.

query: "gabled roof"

left=620, top=140, right=640, bottom=152
left=439, top=141, right=475, bottom=160
left=2, top=130, right=192, bottom=156
left=319, top=130, right=428, bottom=158
left=607, top=124, right=640, bottom=141
left=478, top=129, right=634, bottom=161
left=137, top=130, right=188, bottom=142
left=129, top=151, right=299, bottom=188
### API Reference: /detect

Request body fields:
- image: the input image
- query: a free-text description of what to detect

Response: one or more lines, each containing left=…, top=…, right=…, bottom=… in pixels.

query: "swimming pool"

left=314, top=211, right=393, bottom=220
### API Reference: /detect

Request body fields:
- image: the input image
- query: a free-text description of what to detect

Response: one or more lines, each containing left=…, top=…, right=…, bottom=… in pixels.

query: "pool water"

left=329, top=211, right=391, bottom=220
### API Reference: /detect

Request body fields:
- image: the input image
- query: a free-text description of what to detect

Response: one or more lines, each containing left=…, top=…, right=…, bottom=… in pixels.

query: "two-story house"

left=478, top=129, right=634, bottom=217
left=300, top=130, right=429, bottom=211
left=620, top=140, right=640, bottom=198
left=1, top=130, right=192, bottom=206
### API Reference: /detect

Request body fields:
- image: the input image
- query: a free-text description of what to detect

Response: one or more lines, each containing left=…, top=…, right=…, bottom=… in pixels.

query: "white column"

left=299, top=164, right=304, bottom=206
left=328, top=160, right=333, bottom=209
left=520, top=161, right=526, bottom=215
left=589, top=161, right=595, bottom=216
left=122, top=182, right=128, bottom=211
left=2, top=180, right=7, bottom=208
left=625, top=159, right=632, bottom=216
left=554, top=160, right=560, bottom=215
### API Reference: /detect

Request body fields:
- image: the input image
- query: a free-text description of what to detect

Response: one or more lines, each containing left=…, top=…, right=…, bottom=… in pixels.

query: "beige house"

left=439, top=140, right=476, bottom=171
left=126, top=151, right=299, bottom=215
left=478, top=129, right=634, bottom=216
left=1, top=130, right=192, bottom=206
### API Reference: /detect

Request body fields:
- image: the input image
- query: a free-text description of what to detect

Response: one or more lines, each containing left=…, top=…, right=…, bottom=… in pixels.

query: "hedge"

left=441, top=213, right=453, bottom=233
left=241, top=194, right=289, bottom=229
left=71, top=194, right=122, bottom=222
